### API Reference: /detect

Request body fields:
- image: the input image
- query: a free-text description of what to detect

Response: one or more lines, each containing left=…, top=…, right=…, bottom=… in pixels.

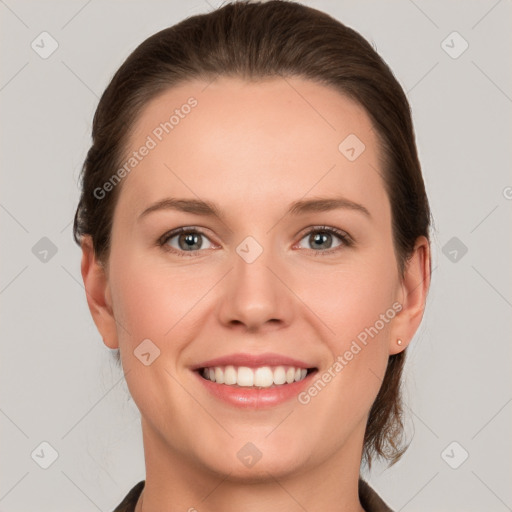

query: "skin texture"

left=81, top=76, right=430, bottom=512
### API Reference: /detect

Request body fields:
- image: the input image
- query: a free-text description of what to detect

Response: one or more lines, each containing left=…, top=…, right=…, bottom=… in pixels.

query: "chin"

left=194, top=439, right=309, bottom=482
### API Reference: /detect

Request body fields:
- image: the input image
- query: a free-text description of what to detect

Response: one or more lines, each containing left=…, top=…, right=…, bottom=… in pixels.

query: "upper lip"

left=190, top=352, right=316, bottom=370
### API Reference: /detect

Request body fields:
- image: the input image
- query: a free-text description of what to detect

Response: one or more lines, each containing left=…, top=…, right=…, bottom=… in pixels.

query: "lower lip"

left=194, top=370, right=317, bottom=409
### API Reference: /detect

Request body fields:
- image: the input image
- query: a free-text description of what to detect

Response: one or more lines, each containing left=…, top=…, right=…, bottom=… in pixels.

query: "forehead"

left=117, top=76, right=387, bottom=219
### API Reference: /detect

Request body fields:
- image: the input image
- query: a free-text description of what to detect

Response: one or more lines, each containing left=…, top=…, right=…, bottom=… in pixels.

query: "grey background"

left=1, top=1, right=511, bottom=511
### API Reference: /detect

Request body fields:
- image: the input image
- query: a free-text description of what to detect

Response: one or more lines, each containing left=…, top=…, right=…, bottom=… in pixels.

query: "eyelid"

left=158, top=225, right=354, bottom=256
left=293, top=225, right=353, bottom=253
left=295, top=225, right=351, bottom=242
left=157, top=226, right=218, bottom=256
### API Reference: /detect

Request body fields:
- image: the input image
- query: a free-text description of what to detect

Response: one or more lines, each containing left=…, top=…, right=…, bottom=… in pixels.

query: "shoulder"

left=359, top=477, right=394, bottom=512
left=112, top=480, right=145, bottom=512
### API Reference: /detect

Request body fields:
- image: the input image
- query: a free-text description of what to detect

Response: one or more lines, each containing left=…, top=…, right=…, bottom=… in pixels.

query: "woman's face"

left=83, top=76, right=428, bottom=479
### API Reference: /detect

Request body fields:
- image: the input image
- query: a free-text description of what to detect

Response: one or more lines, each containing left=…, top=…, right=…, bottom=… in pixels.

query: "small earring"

left=397, top=339, right=403, bottom=345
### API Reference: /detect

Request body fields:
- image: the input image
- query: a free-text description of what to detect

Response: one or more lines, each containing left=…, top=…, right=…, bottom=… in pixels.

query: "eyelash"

left=157, top=225, right=354, bottom=257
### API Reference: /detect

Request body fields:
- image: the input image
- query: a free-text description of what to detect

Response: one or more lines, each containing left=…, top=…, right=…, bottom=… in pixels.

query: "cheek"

left=108, top=251, right=195, bottom=352
left=295, top=248, right=398, bottom=345
left=295, top=265, right=397, bottom=440
left=293, top=242, right=398, bottom=402
left=107, top=254, right=203, bottom=419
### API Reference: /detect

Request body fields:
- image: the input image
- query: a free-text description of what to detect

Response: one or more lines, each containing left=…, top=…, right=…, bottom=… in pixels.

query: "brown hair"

left=73, top=0, right=431, bottom=470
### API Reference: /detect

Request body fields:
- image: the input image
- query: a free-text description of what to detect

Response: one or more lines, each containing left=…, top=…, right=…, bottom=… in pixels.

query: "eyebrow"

left=137, top=196, right=371, bottom=222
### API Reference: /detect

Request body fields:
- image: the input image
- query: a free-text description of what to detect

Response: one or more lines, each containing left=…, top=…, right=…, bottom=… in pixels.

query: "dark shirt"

left=113, top=478, right=393, bottom=512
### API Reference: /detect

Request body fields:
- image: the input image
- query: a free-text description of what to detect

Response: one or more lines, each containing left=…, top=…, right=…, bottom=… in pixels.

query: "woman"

left=73, top=1, right=431, bottom=511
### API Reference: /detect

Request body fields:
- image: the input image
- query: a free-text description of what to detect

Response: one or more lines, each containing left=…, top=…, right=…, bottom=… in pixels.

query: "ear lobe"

left=80, top=235, right=119, bottom=349
left=389, top=236, right=431, bottom=355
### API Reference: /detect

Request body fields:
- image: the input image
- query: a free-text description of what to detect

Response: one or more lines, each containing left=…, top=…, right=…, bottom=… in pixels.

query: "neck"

left=138, top=418, right=367, bottom=512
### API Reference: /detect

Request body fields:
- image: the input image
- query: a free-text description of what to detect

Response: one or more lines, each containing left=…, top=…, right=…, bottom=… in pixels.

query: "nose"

left=217, top=239, right=295, bottom=333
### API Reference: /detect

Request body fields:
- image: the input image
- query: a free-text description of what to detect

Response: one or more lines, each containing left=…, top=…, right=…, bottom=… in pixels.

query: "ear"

left=389, top=236, right=431, bottom=355
left=80, top=235, right=119, bottom=349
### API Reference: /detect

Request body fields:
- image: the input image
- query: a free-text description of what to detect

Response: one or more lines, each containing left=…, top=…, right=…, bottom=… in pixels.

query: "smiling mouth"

left=196, top=365, right=318, bottom=389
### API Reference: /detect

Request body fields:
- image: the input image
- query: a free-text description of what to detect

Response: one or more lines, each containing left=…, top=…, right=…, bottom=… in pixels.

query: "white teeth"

left=224, top=365, right=237, bottom=385
left=286, top=367, right=295, bottom=384
left=214, top=366, right=224, bottom=384
left=273, top=366, right=286, bottom=385
left=200, top=365, right=310, bottom=388
left=237, top=366, right=254, bottom=387
left=254, top=367, right=273, bottom=387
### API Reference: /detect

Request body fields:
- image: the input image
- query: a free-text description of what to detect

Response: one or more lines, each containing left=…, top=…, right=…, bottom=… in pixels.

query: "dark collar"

left=113, top=478, right=394, bottom=512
